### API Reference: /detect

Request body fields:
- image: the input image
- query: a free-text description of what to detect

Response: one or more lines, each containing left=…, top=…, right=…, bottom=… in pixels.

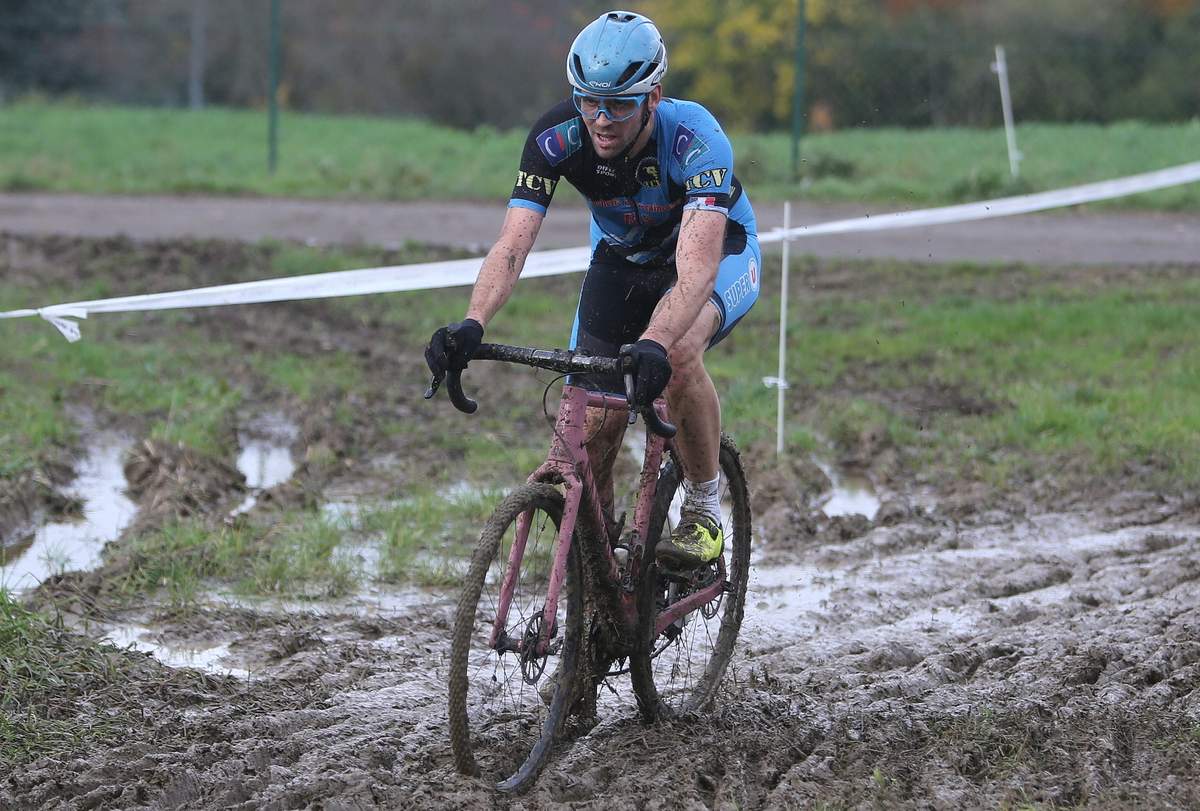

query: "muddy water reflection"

left=742, top=562, right=839, bottom=646
left=230, top=413, right=298, bottom=515
left=102, top=587, right=446, bottom=679
left=819, top=464, right=881, bottom=518
left=220, top=584, right=446, bottom=618
left=238, top=437, right=296, bottom=490
left=104, top=624, right=252, bottom=679
left=1, top=436, right=136, bottom=592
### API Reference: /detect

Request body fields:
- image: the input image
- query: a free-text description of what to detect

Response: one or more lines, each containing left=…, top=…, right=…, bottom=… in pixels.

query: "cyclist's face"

left=582, top=85, right=661, bottom=159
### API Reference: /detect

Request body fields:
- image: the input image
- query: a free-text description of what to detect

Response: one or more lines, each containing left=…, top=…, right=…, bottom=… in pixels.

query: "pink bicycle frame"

left=488, top=384, right=727, bottom=655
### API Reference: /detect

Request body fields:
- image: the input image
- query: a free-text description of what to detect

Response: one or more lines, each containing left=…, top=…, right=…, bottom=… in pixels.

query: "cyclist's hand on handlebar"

left=621, top=338, right=672, bottom=407
left=425, top=319, right=484, bottom=376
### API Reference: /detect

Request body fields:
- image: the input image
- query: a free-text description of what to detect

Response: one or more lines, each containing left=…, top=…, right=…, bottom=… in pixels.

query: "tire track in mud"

left=518, top=509, right=1200, bottom=809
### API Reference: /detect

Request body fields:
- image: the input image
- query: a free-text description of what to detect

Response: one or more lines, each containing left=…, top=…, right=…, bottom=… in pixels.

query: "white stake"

left=991, top=45, right=1022, bottom=179
left=762, top=201, right=792, bottom=456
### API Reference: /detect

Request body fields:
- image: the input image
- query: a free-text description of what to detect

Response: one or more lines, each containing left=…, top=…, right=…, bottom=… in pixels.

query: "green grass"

left=247, top=512, right=360, bottom=597
left=109, top=487, right=507, bottom=602
left=115, top=511, right=361, bottom=603
left=0, top=312, right=245, bottom=462
left=744, top=119, right=1200, bottom=209
left=257, top=353, right=364, bottom=406
left=0, top=590, right=143, bottom=768
left=744, top=257, right=1200, bottom=489
left=3, top=98, right=1198, bottom=209
left=361, top=487, right=501, bottom=585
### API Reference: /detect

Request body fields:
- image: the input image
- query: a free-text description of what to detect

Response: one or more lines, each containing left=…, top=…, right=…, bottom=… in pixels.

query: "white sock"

left=681, top=475, right=721, bottom=523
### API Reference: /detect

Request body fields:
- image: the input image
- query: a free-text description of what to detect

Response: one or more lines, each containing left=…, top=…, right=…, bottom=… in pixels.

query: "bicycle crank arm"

left=492, top=634, right=562, bottom=657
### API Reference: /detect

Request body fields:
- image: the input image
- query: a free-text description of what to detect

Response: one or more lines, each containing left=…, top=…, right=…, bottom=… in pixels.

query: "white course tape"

left=0, top=246, right=589, bottom=342
left=759, top=160, right=1200, bottom=242
left=2, top=160, right=1198, bottom=342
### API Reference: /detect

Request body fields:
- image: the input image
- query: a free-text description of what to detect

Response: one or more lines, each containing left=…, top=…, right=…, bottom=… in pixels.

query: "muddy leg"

left=660, top=302, right=722, bottom=483
left=584, top=404, right=628, bottom=530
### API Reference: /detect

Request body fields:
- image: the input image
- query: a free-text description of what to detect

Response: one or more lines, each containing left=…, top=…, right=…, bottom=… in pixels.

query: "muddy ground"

left=3, top=232, right=1200, bottom=809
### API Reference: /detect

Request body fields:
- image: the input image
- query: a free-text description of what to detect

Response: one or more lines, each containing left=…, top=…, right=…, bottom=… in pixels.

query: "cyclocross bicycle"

left=426, top=343, right=752, bottom=793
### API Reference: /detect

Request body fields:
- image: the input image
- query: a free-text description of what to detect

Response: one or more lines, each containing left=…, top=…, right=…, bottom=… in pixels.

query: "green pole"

left=268, top=0, right=281, bottom=174
left=790, top=0, right=806, bottom=181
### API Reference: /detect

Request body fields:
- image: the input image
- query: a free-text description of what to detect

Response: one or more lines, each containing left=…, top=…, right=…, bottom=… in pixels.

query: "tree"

left=6, top=0, right=1199, bottom=129
left=0, top=0, right=94, bottom=98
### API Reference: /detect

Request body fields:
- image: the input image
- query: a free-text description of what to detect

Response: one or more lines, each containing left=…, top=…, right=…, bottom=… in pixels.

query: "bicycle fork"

left=488, top=483, right=586, bottom=657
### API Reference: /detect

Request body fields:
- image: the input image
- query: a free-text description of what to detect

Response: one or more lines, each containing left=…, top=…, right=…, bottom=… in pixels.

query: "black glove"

left=425, top=318, right=484, bottom=376
left=622, top=339, right=671, bottom=407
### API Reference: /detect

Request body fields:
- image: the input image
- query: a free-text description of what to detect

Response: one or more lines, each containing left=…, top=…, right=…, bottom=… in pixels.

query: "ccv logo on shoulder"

left=537, top=120, right=583, bottom=166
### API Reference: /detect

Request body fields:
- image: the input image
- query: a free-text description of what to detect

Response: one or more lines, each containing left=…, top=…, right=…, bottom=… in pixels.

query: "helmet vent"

left=616, top=61, right=644, bottom=87
left=572, top=53, right=587, bottom=82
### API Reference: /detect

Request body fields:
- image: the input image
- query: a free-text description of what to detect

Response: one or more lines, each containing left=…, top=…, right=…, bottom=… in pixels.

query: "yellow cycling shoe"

left=656, top=511, right=723, bottom=570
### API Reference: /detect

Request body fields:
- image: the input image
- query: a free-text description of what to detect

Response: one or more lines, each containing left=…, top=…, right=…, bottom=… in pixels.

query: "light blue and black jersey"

left=509, top=97, right=761, bottom=392
left=509, top=97, right=758, bottom=266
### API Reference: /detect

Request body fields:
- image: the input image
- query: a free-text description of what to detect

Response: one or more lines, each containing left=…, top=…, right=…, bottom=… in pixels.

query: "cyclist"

left=426, top=10, right=760, bottom=570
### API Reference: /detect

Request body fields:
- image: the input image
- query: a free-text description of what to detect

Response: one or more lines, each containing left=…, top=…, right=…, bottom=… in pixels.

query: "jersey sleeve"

left=668, top=103, right=736, bottom=216
left=508, top=101, right=583, bottom=215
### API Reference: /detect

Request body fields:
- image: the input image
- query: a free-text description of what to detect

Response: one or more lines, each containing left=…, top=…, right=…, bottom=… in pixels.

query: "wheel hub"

left=520, top=613, right=549, bottom=684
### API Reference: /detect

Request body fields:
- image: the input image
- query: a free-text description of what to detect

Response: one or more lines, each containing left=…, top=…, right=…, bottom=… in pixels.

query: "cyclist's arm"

left=639, top=208, right=726, bottom=349
left=466, top=101, right=579, bottom=326
left=465, top=205, right=545, bottom=327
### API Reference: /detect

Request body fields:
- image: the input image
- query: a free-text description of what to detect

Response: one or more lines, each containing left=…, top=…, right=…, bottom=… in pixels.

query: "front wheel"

left=447, top=482, right=582, bottom=793
left=629, top=434, right=752, bottom=720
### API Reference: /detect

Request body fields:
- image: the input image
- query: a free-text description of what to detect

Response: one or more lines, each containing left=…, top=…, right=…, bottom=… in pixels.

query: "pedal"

left=657, top=560, right=716, bottom=585
left=658, top=564, right=695, bottom=583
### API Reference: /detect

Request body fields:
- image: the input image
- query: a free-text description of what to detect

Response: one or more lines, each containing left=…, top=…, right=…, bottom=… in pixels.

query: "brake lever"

left=424, top=371, right=445, bottom=400
left=623, top=372, right=638, bottom=426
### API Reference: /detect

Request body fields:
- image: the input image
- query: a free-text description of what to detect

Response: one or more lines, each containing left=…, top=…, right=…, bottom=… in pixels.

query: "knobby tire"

left=447, top=482, right=583, bottom=793
left=629, top=434, right=752, bottom=721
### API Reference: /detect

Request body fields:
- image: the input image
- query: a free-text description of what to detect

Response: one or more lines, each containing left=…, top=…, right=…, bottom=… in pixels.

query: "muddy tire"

left=629, top=434, right=752, bottom=721
left=447, top=482, right=583, bottom=793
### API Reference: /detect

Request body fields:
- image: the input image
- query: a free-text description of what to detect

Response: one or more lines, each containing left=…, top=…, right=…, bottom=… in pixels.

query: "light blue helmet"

left=566, top=11, right=667, bottom=96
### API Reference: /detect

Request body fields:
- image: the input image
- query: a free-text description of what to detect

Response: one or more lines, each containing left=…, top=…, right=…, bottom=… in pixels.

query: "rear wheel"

left=629, top=434, right=752, bottom=720
left=447, top=482, right=582, bottom=793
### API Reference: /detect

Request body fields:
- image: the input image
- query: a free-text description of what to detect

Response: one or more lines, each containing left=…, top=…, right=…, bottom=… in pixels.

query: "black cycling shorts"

left=567, top=239, right=760, bottom=393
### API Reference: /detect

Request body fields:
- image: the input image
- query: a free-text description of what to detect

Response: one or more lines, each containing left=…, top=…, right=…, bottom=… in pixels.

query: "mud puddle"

left=10, top=423, right=1200, bottom=808
left=95, top=585, right=448, bottom=681
left=3, top=414, right=299, bottom=592
left=0, top=434, right=136, bottom=593
left=101, top=623, right=252, bottom=679
left=818, top=464, right=881, bottom=518
left=745, top=509, right=1200, bottom=661
left=237, top=413, right=298, bottom=490
left=229, top=412, right=299, bottom=516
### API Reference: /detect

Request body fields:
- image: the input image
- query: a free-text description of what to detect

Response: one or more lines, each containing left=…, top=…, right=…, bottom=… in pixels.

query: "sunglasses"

left=572, top=90, right=646, bottom=122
